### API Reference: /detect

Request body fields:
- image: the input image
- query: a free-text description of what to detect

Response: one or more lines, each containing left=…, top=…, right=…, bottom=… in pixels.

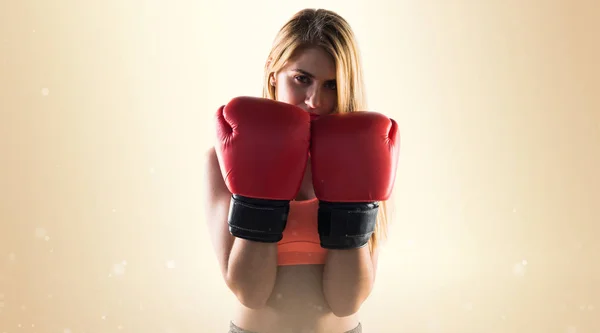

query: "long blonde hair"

left=262, top=8, right=390, bottom=253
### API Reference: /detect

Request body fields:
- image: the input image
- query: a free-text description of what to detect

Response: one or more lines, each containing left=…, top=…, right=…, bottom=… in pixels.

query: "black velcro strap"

left=228, top=195, right=290, bottom=243
left=317, top=201, right=379, bottom=249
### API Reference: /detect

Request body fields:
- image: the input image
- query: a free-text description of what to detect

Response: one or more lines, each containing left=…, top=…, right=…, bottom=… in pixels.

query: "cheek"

left=317, top=91, right=337, bottom=114
left=324, top=93, right=337, bottom=110
left=275, top=79, right=305, bottom=104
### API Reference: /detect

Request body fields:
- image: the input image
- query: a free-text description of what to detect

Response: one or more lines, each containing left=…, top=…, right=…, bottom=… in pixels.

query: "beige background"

left=1, top=0, right=599, bottom=332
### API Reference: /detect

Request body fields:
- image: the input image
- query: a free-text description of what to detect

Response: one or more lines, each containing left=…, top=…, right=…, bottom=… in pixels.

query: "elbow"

left=329, top=300, right=363, bottom=318
left=225, top=276, right=271, bottom=310
left=324, top=282, right=372, bottom=317
left=233, top=289, right=270, bottom=309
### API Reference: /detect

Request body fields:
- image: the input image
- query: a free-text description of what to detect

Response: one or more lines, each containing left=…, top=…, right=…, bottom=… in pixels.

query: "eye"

left=294, top=75, right=311, bottom=84
left=324, top=81, right=337, bottom=91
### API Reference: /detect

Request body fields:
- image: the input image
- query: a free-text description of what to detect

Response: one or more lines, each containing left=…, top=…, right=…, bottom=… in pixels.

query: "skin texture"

left=203, top=46, right=380, bottom=333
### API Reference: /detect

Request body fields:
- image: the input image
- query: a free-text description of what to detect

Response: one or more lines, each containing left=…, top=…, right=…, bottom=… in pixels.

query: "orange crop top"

left=277, top=198, right=327, bottom=266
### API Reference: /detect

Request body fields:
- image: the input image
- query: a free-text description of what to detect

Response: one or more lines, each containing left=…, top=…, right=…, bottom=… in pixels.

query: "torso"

left=232, top=265, right=360, bottom=333
left=232, top=164, right=360, bottom=333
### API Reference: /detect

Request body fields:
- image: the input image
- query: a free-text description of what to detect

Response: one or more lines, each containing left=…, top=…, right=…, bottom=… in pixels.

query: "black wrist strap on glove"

left=317, top=201, right=379, bottom=249
left=227, top=194, right=289, bottom=243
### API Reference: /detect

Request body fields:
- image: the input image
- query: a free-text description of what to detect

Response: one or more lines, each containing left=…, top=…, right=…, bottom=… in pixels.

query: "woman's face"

left=271, top=46, right=338, bottom=116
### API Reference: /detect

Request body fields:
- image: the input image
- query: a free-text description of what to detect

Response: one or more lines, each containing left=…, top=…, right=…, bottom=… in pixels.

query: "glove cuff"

left=228, top=195, right=289, bottom=243
left=317, top=201, right=379, bottom=249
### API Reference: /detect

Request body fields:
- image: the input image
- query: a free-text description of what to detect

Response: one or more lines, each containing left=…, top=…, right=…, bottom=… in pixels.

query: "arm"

left=206, top=97, right=312, bottom=309
left=322, top=244, right=380, bottom=317
left=311, top=111, right=399, bottom=317
left=202, top=147, right=278, bottom=309
left=322, top=197, right=392, bottom=317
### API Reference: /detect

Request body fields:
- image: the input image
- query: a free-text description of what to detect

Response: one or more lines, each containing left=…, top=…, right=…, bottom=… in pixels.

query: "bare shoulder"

left=203, top=146, right=218, bottom=175
left=201, top=146, right=229, bottom=201
left=200, top=146, right=232, bottom=226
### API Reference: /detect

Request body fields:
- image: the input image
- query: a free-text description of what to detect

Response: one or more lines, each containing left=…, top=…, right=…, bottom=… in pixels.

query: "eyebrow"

left=292, top=68, right=336, bottom=82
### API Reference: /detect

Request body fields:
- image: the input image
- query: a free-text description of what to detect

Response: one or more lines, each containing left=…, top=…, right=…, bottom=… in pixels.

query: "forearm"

left=226, top=238, right=278, bottom=309
left=322, top=246, right=375, bottom=317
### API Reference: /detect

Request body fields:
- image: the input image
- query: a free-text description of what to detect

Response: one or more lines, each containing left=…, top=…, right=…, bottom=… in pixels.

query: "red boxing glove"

left=215, top=96, right=311, bottom=243
left=310, top=111, right=400, bottom=249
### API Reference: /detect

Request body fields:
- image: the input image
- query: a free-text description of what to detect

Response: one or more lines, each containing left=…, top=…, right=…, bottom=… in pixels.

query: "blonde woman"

left=203, top=8, right=400, bottom=333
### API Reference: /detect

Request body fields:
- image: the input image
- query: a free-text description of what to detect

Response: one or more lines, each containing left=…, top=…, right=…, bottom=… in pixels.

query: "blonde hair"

left=262, top=8, right=390, bottom=253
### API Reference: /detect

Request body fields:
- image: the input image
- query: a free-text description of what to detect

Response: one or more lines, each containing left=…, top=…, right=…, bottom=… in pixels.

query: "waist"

left=232, top=265, right=359, bottom=333
left=233, top=306, right=359, bottom=333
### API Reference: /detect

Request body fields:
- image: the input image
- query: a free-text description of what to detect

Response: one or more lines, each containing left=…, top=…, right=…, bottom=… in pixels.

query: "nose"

left=305, top=85, right=323, bottom=112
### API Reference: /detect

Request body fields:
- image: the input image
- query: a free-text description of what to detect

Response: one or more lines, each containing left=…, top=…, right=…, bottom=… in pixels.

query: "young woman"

left=203, top=8, right=399, bottom=333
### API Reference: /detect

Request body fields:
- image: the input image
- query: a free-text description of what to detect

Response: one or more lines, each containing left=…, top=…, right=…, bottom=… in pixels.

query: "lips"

left=309, top=113, right=320, bottom=121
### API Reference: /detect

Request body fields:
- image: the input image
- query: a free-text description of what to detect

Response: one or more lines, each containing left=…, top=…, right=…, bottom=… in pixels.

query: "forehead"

left=284, top=46, right=336, bottom=79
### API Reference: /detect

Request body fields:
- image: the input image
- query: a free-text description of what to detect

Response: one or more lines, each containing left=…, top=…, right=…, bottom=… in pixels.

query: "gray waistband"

left=229, top=321, right=362, bottom=333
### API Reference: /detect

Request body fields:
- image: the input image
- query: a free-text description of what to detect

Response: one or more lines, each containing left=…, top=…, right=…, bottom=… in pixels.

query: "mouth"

left=308, top=113, right=320, bottom=121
